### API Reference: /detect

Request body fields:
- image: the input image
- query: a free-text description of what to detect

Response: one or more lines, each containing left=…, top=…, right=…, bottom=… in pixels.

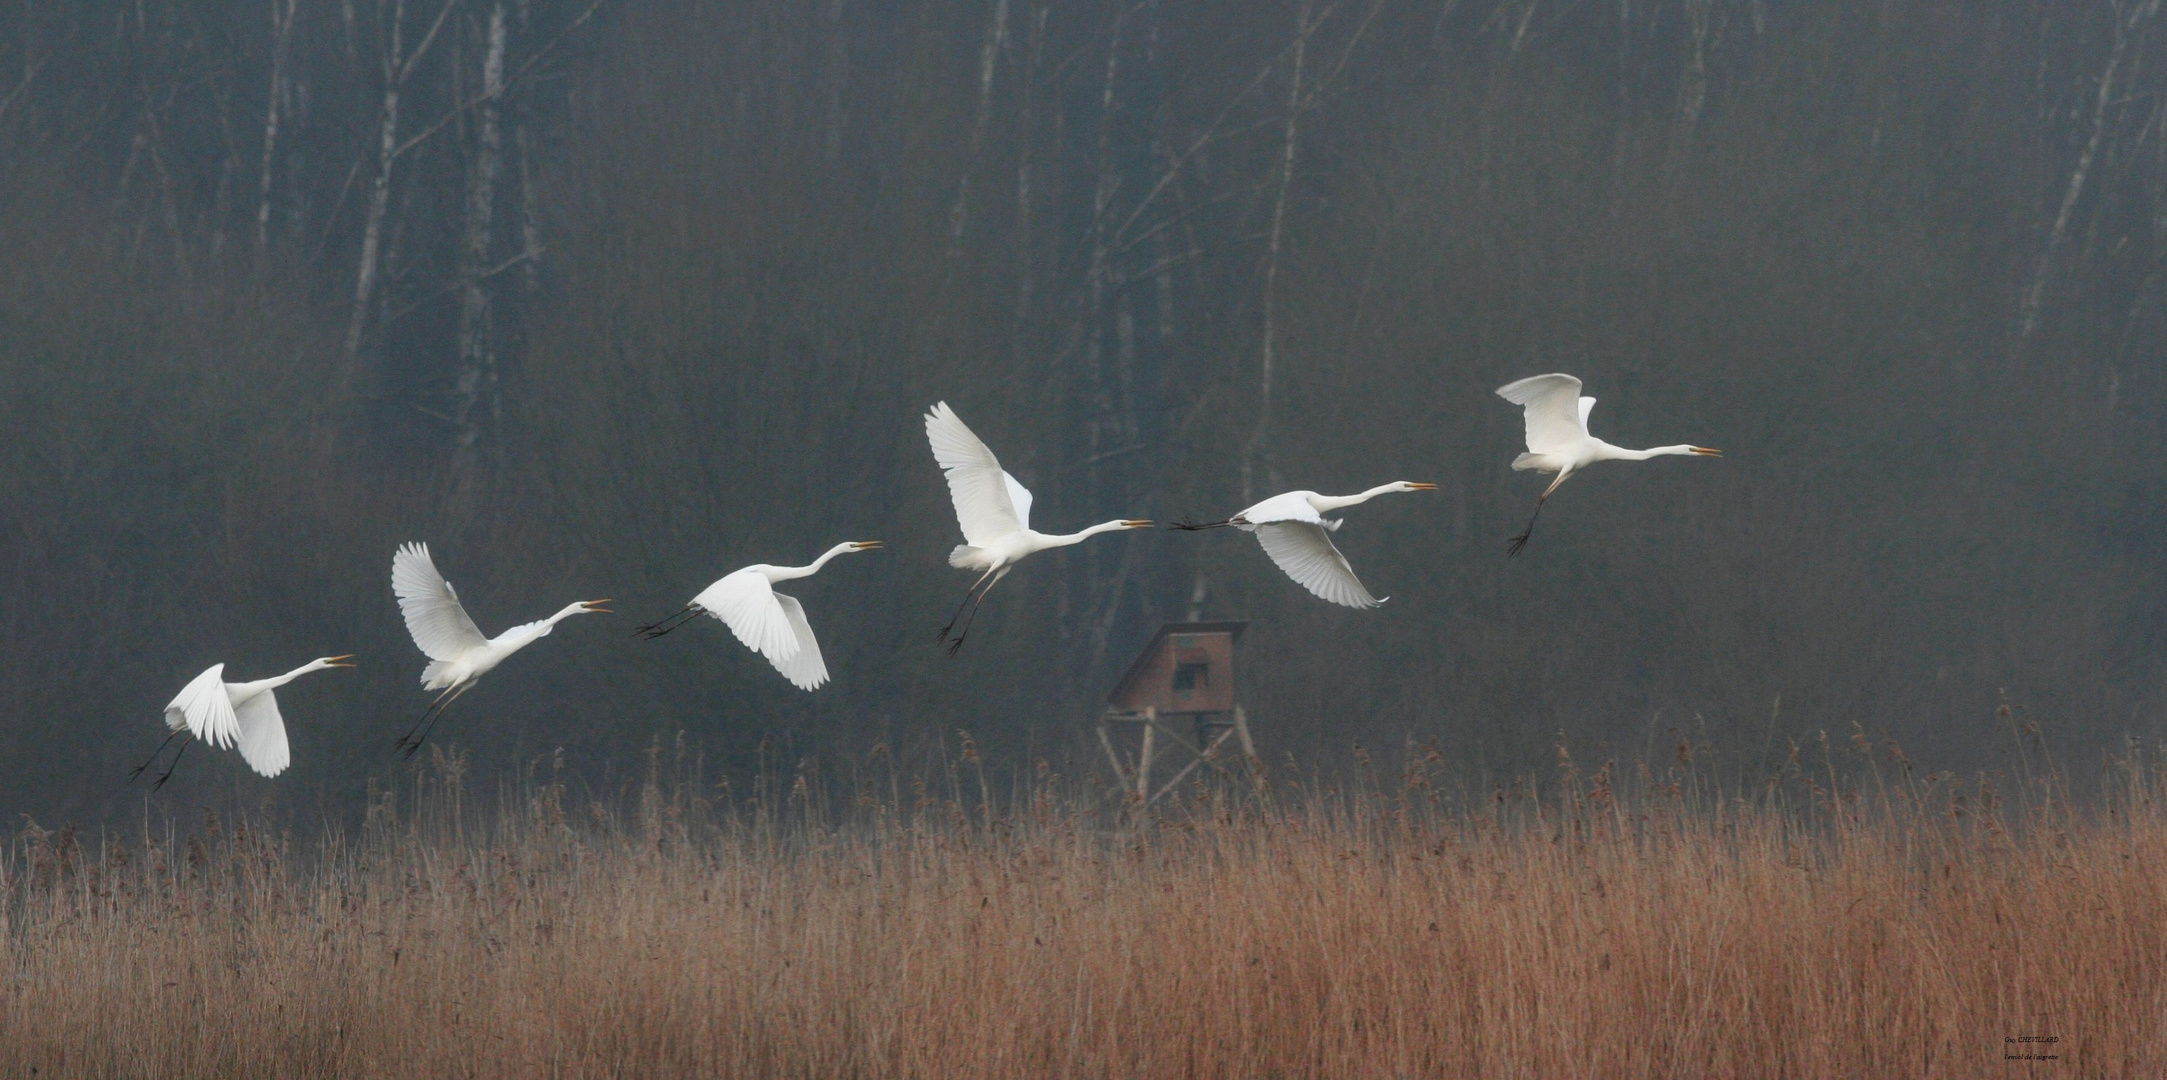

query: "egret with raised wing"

left=133, top=655, right=355, bottom=788
left=1171, top=482, right=1434, bottom=608
left=391, top=542, right=610, bottom=756
left=925, top=401, right=1151, bottom=653
left=634, top=540, right=881, bottom=690
left=1496, top=373, right=1720, bottom=556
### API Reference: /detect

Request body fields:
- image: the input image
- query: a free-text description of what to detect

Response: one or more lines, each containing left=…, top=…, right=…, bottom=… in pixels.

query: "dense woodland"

left=2, top=0, right=2165, bottom=824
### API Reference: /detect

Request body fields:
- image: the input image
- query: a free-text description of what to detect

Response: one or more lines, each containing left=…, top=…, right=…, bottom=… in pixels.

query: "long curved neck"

left=771, top=542, right=859, bottom=582
left=1601, top=443, right=1697, bottom=461
left=544, top=602, right=591, bottom=625
left=1310, top=483, right=1406, bottom=514
left=262, top=661, right=323, bottom=689
left=1031, top=520, right=1134, bottom=550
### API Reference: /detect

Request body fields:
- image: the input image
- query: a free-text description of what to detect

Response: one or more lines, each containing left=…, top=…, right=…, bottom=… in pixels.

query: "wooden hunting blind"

left=1097, top=622, right=1259, bottom=805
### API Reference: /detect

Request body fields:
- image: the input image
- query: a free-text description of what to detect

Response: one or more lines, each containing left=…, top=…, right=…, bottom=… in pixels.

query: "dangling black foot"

left=150, top=740, right=189, bottom=791
left=1507, top=498, right=1547, bottom=558
left=1168, top=518, right=1235, bottom=531
left=128, top=730, right=184, bottom=783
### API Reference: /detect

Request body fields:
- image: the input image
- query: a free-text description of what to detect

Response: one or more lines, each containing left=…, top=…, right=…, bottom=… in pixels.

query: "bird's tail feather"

left=421, top=660, right=457, bottom=689
left=1512, top=452, right=1544, bottom=471
left=948, top=545, right=982, bottom=569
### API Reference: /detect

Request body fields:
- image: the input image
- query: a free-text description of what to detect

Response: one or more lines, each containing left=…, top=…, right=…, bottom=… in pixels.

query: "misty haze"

left=1, top=0, right=2163, bottom=1075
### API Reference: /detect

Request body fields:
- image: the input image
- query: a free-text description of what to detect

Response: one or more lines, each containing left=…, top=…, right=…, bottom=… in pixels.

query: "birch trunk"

left=454, top=1, right=509, bottom=466
left=1241, top=0, right=1314, bottom=504
left=255, top=0, right=297, bottom=262
left=946, top=0, right=1010, bottom=264
left=343, top=0, right=456, bottom=370
left=2020, top=0, right=2160, bottom=343
left=343, top=0, right=407, bottom=367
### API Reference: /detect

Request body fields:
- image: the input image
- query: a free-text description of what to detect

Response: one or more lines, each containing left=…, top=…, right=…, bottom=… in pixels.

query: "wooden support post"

left=1096, top=715, right=1130, bottom=789
left=1148, top=724, right=1240, bottom=806
left=1136, top=707, right=1156, bottom=802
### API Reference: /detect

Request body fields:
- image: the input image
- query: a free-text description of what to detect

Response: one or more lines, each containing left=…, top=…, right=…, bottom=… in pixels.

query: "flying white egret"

left=925, top=401, right=1152, bottom=653
left=634, top=540, right=882, bottom=690
left=1171, top=483, right=1435, bottom=608
left=391, top=542, right=610, bottom=755
left=132, top=655, right=355, bottom=788
left=1495, top=373, right=1720, bottom=556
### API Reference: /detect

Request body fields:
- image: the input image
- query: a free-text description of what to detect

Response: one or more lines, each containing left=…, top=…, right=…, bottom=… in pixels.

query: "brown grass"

left=4, top=741, right=2163, bottom=1078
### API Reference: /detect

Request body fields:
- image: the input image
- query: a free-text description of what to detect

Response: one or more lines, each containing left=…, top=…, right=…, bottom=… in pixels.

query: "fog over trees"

left=3, top=0, right=2164, bottom=824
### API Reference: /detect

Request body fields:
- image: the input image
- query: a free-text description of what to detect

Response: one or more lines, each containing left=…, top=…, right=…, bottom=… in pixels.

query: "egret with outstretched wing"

left=391, top=542, right=609, bottom=755
left=1496, top=373, right=1720, bottom=556
left=1172, top=483, right=1434, bottom=608
left=635, top=541, right=881, bottom=690
left=925, top=402, right=1151, bottom=653
left=133, top=655, right=355, bottom=788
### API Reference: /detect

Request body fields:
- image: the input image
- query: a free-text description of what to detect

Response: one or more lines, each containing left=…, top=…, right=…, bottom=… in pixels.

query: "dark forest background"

left=3, top=0, right=2165, bottom=825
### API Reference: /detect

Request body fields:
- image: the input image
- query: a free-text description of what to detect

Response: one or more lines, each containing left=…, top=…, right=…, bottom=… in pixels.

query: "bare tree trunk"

left=343, top=0, right=407, bottom=368
left=1672, top=0, right=1721, bottom=154
left=946, top=0, right=1010, bottom=266
left=1008, top=2, right=1046, bottom=367
left=2020, top=0, right=2160, bottom=343
left=454, top=0, right=508, bottom=475
left=255, top=0, right=297, bottom=264
left=1241, top=0, right=1314, bottom=504
left=343, top=0, right=456, bottom=371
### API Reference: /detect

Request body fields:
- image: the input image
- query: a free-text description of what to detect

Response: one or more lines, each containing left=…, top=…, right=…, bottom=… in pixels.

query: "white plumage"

left=152, top=655, right=353, bottom=781
left=390, top=542, right=609, bottom=753
left=647, top=540, right=881, bottom=691
left=924, top=402, right=1151, bottom=652
left=1495, top=373, right=1721, bottom=555
left=1206, top=483, right=1435, bottom=609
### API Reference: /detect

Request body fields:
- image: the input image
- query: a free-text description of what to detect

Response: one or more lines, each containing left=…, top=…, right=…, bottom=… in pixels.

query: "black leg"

left=937, top=569, right=997, bottom=646
left=396, top=684, right=460, bottom=755
left=152, top=739, right=189, bottom=791
left=400, top=683, right=474, bottom=759
left=634, top=605, right=701, bottom=640
left=129, top=730, right=184, bottom=783
left=1168, top=518, right=1235, bottom=531
left=945, top=575, right=1004, bottom=656
left=1506, top=497, right=1547, bottom=558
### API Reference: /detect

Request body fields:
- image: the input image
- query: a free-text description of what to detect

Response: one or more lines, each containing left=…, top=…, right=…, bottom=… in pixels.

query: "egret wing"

left=1254, top=522, right=1380, bottom=609
left=232, top=691, right=292, bottom=778
left=1578, top=396, right=1597, bottom=433
left=925, top=402, right=1024, bottom=546
left=771, top=593, right=831, bottom=691
left=392, top=543, right=490, bottom=662
left=696, top=569, right=801, bottom=665
left=1003, top=472, right=1034, bottom=532
left=163, top=664, right=241, bottom=750
left=1496, top=373, right=1586, bottom=453
left=1236, top=491, right=1325, bottom=526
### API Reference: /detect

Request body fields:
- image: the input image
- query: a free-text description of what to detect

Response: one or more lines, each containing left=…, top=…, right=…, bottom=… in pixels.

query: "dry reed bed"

left=3, top=752, right=2164, bottom=1078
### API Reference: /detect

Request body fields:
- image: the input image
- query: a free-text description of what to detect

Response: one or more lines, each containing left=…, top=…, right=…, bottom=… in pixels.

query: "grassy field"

left=3, top=738, right=2161, bottom=1077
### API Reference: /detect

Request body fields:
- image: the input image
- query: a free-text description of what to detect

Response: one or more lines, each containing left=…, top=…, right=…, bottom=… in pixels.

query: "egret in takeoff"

left=391, top=542, right=609, bottom=756
left=1496, top=373, right=1720, bottom=556
left=133, top=655, right=355, bottom=788
left=1171, top=483, right=1434, bottom=608
left=926, top=401, right=1151, bottom=653
left=634, top=540, right=882, bottom=689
